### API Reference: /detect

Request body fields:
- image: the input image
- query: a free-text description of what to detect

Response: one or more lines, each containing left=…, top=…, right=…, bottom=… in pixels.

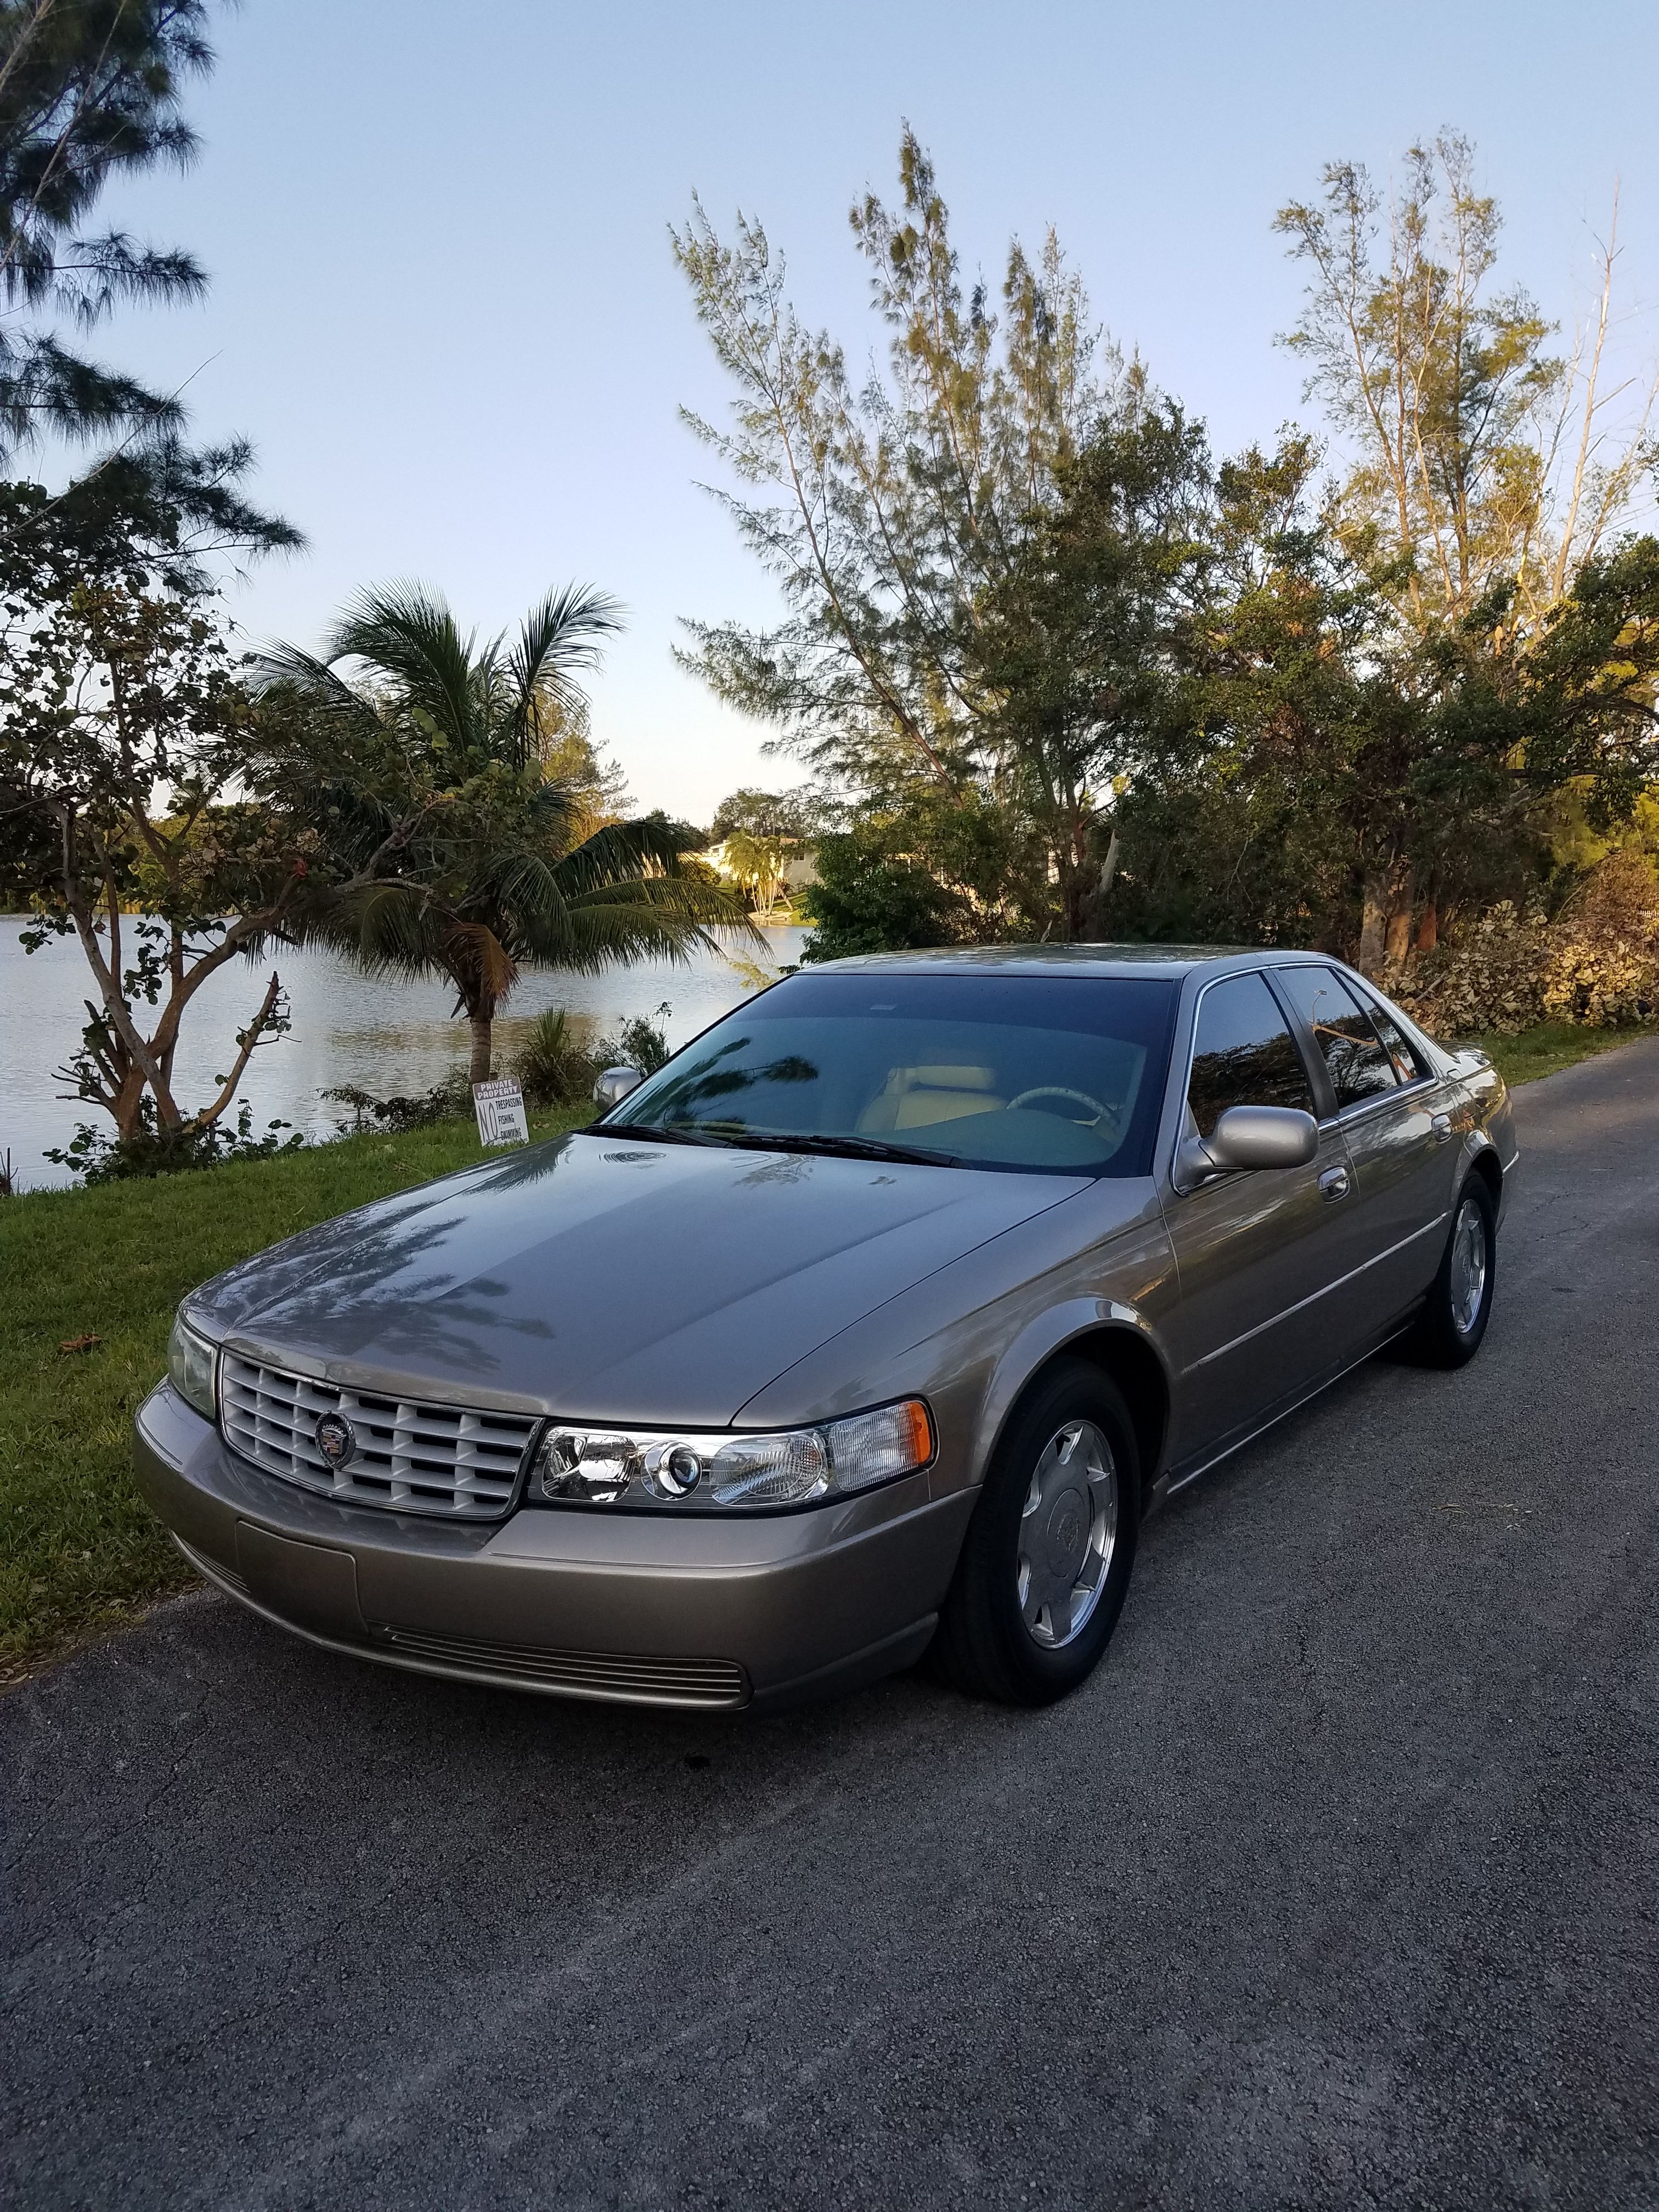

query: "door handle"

left=1431, top=1113, right=1454, bottom=1143
left=1318, top=1165, right=1351, bottom=1202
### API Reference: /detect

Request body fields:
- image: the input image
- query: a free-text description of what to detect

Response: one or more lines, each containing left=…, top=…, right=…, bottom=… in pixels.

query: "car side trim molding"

left=1183, top=1212, right=1450, bottom=1374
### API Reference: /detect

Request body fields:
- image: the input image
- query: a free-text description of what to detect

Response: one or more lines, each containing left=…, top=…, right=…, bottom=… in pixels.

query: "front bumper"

left=134, top=1385, right=975, bottom=1711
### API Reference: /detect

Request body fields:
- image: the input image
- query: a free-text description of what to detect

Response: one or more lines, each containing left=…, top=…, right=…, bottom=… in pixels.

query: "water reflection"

left=0, top=924, right=805, bottom=1189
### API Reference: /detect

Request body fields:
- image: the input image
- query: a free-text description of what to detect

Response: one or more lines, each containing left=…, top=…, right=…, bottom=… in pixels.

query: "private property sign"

left=472, top=1077, right=529, bottom=1149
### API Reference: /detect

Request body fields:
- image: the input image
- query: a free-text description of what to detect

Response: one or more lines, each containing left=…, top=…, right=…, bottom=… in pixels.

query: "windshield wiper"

left=590, top=1120, right=958, bottom=1168
left=586, top=1120, right=726, bottom=1148
left=706, top=1128, right=960, bottom=1169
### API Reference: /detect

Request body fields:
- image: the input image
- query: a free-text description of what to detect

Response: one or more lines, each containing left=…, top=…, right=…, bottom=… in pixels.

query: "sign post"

left=472, top=1076, right=530, bottom=1149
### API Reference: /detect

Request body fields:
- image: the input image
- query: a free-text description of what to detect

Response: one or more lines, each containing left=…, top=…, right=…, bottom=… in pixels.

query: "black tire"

left=933, top=1359, right=1140, bottom=1706
left=1402, top=1173, right=1497, bottom=1368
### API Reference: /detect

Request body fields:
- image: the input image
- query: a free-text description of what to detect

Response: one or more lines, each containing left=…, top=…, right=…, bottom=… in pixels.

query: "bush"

left=595, top=1003, right=673, bottom=1076
left=512, top=1010, right=600, bottom=1107
left=46, top=1101, right=306, bottom=1184
left=1397, top=851, right=1659, bottom=1037
left=320, top=1072, right=472, bottom=1134
left=1541, top=850, right=1659, bottom=1025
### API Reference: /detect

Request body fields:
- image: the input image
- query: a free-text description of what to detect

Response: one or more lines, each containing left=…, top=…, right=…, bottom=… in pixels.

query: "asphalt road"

left=4, top=1043, right=1657, bottom=2212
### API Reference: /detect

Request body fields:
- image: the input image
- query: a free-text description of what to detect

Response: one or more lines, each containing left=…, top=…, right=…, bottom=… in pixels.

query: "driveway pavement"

left=4, top=1041, right=1657, bottom=2211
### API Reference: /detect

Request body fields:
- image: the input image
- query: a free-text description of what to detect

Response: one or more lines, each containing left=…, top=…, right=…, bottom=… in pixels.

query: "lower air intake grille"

left=219, top=1353, right=538, bottom=1520
left=368, top=1623, right=750, bottom=1708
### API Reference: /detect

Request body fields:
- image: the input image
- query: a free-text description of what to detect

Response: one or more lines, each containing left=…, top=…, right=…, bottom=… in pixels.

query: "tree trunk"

left=1415, top=900, right=1439, bottom=955
left=1357, top=868, right=1391, bottom=975
left=467, top=1012, right=493, bottom=1085
left=1384, top=901, right=1413, bottom=967
left=112, top=1066, right=149, bottom=1142
left=1069, top=824, right=1121, bottom=942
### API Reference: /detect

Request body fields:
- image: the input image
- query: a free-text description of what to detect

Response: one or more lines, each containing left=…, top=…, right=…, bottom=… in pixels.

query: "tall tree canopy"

left=673, top=126, right=1177, bottom=936
left=0, top=0, right=219, bottom=459
left=1274, top=132, right=1659, bottom=961
left=681, top=128, right=1659, bottom=977
left=1277, top=132, right=1656, bottom=640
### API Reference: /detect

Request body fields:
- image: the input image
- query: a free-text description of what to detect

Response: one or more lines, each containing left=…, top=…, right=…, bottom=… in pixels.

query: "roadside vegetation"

left=1471, top=1022, right=1647, bottom=1088
left=676, top=129, right=1659, bottom=1034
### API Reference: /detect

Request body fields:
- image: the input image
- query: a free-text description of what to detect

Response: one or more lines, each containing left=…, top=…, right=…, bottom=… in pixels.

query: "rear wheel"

left=933, top=1361, right=1139, bottom=1706
left=1403, top=1176, right=1496, bottom=1368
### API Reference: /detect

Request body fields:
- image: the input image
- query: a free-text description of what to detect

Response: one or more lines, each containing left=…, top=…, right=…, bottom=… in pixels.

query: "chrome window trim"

left=1181, top=1211, right=1449, bottom=1373
left=1339, top=966, right=1457, bottom=1080
left=1345, top=972, right=1440, bottom=1086
left=1328, top=1073, right=1441, bottom=1131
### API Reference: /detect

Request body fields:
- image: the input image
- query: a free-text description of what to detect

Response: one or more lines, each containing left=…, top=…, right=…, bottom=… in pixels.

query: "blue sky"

left=80, top=0, right=1659, bottom=823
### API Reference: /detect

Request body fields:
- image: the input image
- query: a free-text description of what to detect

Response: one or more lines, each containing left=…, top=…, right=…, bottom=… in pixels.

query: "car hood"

left=188, top=1131, right=1090, bottom=1425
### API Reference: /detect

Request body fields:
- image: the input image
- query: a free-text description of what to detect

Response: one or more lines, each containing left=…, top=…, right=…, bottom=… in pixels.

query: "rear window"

left=605, top=972, right=1180, bottom=1176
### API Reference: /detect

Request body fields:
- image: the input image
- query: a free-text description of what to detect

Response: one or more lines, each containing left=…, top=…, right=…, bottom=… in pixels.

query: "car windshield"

left=598, top=972, right=1178, bottom=1176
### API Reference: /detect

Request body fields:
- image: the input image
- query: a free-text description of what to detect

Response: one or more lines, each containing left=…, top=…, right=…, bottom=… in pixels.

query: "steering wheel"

left=1008, top=1085, right=1115, bottom=1132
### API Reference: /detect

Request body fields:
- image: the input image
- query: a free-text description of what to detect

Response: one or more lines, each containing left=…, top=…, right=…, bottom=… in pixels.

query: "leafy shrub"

left=48, top=1101, right=306, bottom=1183
left=595, top=1002, right=673, bottom=1076
left=1397, top=852, right=1659, bottom=1036
left=1541, top=850, right=1659, bottom=1025
left=1395, top=903, right=1550, bottom=1036
left=320, top=1072, right=473, bottom=1134
left=799, top=821, right=971, bottom=961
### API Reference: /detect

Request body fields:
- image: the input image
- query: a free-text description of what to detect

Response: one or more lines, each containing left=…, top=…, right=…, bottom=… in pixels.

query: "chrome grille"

left=219, top=1353, right=539, bottom=1520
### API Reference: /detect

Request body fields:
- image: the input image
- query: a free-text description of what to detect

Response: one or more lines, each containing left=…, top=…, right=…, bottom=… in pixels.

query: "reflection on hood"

left=188, top=1132, right=1088, bottom=1425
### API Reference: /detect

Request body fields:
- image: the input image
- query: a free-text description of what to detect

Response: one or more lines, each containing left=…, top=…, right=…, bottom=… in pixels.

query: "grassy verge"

left=0, top=1106, right=589, bottom=1684
left=1467, top=1019, right=1654, bottom=1087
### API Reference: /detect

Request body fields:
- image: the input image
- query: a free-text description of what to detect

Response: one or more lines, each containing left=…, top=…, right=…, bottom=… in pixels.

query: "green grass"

left=1468, top=1019, right=1654, bottom=1087
left=0, top=1105, right=590, bottom=1683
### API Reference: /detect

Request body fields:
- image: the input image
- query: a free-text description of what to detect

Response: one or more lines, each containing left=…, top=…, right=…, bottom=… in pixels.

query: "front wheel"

left=1403, top=1176, right=1496, bottom=1368
left=932, top=1361, right=1140, bottom=1706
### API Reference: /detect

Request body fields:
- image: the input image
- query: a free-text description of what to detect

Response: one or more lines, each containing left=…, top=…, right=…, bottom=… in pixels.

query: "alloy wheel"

left=1015, top=1419, right=1118, bottom=1649
left=1448, top=1196, right=1488, bottom=1335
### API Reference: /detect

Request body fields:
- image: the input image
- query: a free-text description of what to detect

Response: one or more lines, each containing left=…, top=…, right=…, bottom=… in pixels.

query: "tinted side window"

left=1356, top=988, right=1428, bottom=1083
left=1187, top=972, right=1316, bottom=1138
left=1276, top=966, right=1398, bottom=1110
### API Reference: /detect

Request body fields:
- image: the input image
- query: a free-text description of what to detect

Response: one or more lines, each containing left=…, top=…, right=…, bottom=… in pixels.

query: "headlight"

left=166, top=1311, right=219, bottom=1423
left=527, top=1399, right=934, bottom=1512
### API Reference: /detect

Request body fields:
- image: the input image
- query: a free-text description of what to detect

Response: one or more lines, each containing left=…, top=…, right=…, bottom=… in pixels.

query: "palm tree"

left=256, top=582, right=758, bottom=1082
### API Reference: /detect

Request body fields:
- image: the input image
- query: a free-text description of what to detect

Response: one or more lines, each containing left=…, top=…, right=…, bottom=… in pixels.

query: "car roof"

left=814, top=944, right=1341, bottom=983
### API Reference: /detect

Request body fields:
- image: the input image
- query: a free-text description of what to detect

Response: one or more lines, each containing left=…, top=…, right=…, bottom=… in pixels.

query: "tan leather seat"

left=858, top=1065, right=1005, bottom=1133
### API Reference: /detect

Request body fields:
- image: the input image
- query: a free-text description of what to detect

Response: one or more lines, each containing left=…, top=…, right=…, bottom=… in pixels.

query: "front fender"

left=735, top=1192, right=1181, bottom=1515
left=972, top=1297, right=1174, bottom=1494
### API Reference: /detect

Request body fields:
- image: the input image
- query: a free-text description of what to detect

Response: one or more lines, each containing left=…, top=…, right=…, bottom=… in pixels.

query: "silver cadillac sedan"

left=136, top=947, right=1516, bottom=1712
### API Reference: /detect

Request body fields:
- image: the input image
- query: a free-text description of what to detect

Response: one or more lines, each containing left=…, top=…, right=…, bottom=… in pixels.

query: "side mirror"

left=1175, top=1104, right=1318, bottom=1190
left=594, top=1065, right=644, bottom=1113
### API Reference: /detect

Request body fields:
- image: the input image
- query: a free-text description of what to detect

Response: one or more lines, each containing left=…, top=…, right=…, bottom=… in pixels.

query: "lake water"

left=0, top=921, right=807, bottom=1191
